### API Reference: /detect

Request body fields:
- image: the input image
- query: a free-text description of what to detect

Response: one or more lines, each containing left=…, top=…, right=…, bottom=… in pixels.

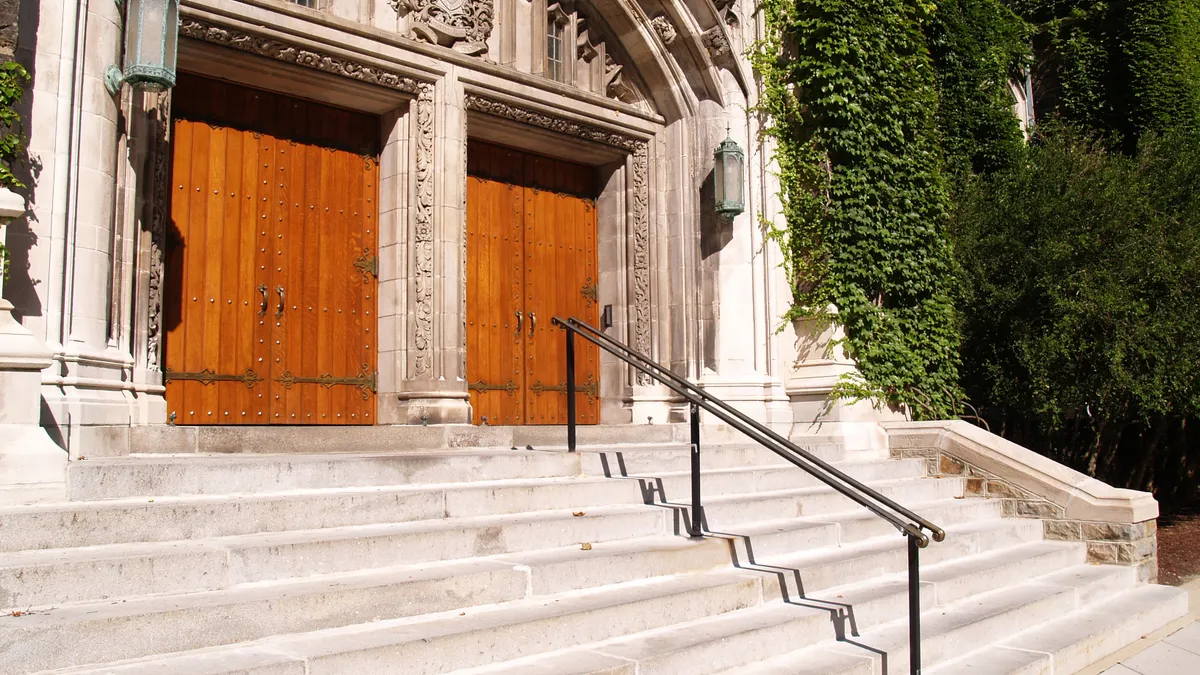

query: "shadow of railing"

left=593, top=450, right=884, bottom=660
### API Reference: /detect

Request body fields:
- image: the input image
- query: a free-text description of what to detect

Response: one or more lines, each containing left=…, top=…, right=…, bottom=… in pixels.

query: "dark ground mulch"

left=1157, top=511, right=1200, bottom=586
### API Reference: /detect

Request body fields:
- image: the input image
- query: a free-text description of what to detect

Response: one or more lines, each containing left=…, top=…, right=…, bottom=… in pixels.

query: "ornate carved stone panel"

left=412, top=83, right=436, bottom=376
left=179, top=19, right=423, bottom=93
left=145, top=91, right=172, bottom=371
left=391, top=0, right=496, bottom=56
left=631, top=141, right=651, bottom=383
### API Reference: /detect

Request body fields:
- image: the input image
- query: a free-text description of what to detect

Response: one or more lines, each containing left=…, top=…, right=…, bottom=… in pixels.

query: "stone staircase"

left=0, top=436, right=1188, bottom=674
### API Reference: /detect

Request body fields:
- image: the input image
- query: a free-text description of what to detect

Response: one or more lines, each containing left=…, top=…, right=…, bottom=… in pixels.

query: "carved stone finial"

left=392, top=0, right=495, bottom=56
left=650, top=15, right=677, bottom=45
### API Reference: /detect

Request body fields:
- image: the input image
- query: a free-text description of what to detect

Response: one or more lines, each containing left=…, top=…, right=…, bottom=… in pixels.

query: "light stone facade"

left=1, top=0, right=879, bottom=498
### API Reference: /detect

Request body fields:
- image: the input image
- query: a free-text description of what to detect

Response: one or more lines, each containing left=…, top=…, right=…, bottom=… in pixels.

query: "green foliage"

left=753, top=0, right=964, bottom=418
left=1006, top=0, right=1200, bottom=150
left=0, top=60, right=30, bottom=190
left=926, top=0, right=1029, bottom=178
left=0, top=60, right=29, bottom=279
left=954, top=126, right=1200, bottom=509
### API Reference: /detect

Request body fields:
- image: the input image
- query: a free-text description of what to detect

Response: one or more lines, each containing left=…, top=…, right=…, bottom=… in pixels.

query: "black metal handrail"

left=552, top=315, right=942, bottom=674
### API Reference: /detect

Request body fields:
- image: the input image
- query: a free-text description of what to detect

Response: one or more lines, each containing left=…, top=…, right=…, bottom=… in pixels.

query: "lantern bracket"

left=104, top=65, right=125, bottom=97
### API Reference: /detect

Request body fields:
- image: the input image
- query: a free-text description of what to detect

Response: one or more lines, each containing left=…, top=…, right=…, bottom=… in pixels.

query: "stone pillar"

left=783, top=308, right=902, bottom=452
left=0, top=188, right=66, bottom=504
left=389, top=68, right=471, bottom=424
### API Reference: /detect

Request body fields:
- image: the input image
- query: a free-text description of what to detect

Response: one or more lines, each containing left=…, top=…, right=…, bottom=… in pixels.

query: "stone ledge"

left=883, top=420, right=1157, bottom=523
left=883, top=419, right=1159, bottom=582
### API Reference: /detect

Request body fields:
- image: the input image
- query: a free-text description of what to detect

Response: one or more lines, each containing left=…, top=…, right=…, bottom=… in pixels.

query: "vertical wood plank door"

left=466, top=141, right=600, bottom=426
left=164, top=74, right=379, bottom=425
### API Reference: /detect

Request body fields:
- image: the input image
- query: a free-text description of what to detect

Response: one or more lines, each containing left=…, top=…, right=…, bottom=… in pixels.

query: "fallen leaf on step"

left=580, top=543, right=593, bottom=551
left=8, top=611, right=25, bottom=617
left=460, top=612, right=466, bottom=616
left=953, top=495, right=965, bottom=499
left=573, top=511, right=586, bottom=517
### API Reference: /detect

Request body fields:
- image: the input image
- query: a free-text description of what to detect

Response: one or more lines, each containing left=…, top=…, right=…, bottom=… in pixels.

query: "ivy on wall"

left=1009, top=0, right=1200, bottom=150
left=0, top=60, right=30, bottom=279
left=752, top=0, right=964, bottom=418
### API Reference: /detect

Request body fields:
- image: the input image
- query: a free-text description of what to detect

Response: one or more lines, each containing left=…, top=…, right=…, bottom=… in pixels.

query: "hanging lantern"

left=120, top=0, right=181, bottom=92
left=713, top=131, right=745, bottom=221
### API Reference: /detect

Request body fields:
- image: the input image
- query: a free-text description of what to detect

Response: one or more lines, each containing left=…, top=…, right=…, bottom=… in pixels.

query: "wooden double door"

left=466, top=141, right=601, bottom=425
left=163, top=74, right=379, bottom=425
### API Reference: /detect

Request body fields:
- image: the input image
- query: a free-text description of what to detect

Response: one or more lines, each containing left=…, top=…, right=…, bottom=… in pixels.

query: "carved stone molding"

left=413, top=83, right=436, bottom=376
left=631, top=141, right=651, bottom=383
left=146, top=91, right=172, bottom=371
left=392, top=0, right=495, bottom=56
left=178, top=18, right=421, bottom=94
left=463, top=94, right=639, bottom=151
left=650, top=15, right=677, bottom=46
left=702, top=26, right=731, bottom=60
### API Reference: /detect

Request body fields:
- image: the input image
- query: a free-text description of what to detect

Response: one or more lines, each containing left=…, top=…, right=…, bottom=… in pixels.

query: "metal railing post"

left=689, top=402, right=702, bottom=538
left=566, top=328, right=577, bottom=452
left=909, top=532, right=922, bottom=675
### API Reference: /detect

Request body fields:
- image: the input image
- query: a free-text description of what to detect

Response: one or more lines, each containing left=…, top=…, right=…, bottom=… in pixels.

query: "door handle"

left=275, top=285, right=285, bottom=318
left=528, top=312, right=536, bottom=338
left=258, top=284, right=268, bottom=317
left=514, top=311, right=523, bottom=339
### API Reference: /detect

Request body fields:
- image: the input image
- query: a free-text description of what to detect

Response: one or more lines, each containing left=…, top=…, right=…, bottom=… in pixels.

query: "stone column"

left=390, top=68, right=471, bottom=424
left=0, top=188, right=66, bottom=504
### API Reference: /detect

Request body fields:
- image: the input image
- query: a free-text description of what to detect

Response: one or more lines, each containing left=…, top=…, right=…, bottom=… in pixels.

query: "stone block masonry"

left=886, top=420, right=1160, bottom=584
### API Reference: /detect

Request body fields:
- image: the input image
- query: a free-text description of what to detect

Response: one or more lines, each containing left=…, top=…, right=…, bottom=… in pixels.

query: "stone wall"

left=0, top=0, right=16, bottom=61
left=886, top=420, right=1160, bottom=584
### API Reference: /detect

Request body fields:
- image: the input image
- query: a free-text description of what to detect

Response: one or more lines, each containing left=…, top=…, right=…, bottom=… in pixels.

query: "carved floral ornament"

left=391, top=0, right=496, bottom=56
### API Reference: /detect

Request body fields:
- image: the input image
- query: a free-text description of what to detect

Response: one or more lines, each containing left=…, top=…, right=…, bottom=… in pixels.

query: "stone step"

left=716, top=497, right=1010, bottom=560
left=37, top=534, right=1082, bottom=675
left=66, top=450, right=585, bottom=500
left=441, top=540, right=1082, bottom=675
left=571, top=442, right=846, bottom=476
left=65, top=442, right=846, bottom=501
left=0, top=458, right=927, bottom=553
left=926, top=584, right=1191, bottom=674
left=1, top=477, right=958, bottom=605
left=715, top=564, right=1143, bottom=675
left=2, top=564, right=768, bottom=673
left=699, top=477, right=962, bottom=528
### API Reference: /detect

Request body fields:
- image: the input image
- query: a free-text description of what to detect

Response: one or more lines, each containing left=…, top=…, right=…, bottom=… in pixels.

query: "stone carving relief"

left=178, top=19, right=421, bottom=93
left=650, top=15, right=677, bottom=45
left=463, top=94, right=639, bottom=150
left=413, top=84, right=436, bottom=376
left=702, top=26, right=731, bottom=60
left=392, top=0, right=495, bottom=56
left=631, top=141, right=652, bottom=382
left=713, top=0, right=741, bottom=30
left=146, top=91, right=172, bottom=371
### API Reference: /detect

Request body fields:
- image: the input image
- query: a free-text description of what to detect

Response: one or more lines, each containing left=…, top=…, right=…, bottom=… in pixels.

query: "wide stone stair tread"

left=11, top=521, right=1051, bottom=672
left=709, top=564, right=1145, bottom=675
left=32, top=532, right=1088, bottom=675
left=926, top=584, right=1191, bottom=675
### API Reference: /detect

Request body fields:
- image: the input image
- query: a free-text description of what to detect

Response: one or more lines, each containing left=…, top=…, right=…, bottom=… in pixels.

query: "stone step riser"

left=1, top=461, right=925, bottom=553
left=4, top=480, right=974, bottom=605
left=701, top=480, right=963, bottom=529
left=0, top=565, right=530, bottom=674
left=734, top=500, right=1005, bottom=560
left=67, top=453, right=585, bottom=500
left=296, top=578, right=768, bottom=675
left=842, top=571, right=1138, bottom=675
left=576, top=444, right=845, bottom=476
left=17, top=536, right=1090, bottom=675
left=0, top=510, right=669, bottom=607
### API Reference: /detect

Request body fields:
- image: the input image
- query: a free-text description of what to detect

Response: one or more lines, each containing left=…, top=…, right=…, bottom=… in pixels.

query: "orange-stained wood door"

left=466, top=141, right=600, bottom=425
left=164, top=74, right=380, bottom=425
